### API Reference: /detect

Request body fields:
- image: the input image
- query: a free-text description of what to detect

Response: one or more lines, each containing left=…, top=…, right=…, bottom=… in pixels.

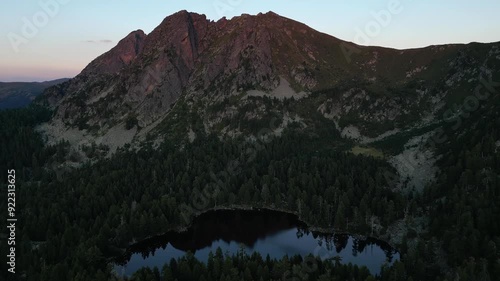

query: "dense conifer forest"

left=0, top=97, right=499, bottom=280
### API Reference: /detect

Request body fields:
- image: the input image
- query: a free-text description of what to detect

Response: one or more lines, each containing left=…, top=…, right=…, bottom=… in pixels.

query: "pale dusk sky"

left=1, top=0, right=499, bottom=82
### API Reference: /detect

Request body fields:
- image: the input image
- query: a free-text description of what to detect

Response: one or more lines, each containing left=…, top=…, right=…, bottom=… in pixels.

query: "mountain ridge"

left=38, top=11, right=500, bottom=165
left=0, top=78, right=70, bottom=109
left=81, top=29, right=147, bottom=76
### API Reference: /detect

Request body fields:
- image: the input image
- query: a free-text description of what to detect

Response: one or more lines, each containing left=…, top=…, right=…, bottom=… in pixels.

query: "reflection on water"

left=116, top=209, right=399, bottom=276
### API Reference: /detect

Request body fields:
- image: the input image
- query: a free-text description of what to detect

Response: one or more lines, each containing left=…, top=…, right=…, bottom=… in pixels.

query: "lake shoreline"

left=114, top=204, right=400, bottom=263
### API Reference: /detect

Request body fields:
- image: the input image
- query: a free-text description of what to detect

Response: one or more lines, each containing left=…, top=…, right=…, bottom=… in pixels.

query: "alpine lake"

left=115, top=209, right=399, bottom=277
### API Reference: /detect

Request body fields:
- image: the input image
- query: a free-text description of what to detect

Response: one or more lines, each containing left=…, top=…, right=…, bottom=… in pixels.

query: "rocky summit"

left=39, top=11, right=500, bottom=168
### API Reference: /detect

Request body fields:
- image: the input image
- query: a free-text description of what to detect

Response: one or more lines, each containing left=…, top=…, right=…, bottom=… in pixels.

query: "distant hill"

left=0, top=78, right=70, bottom=109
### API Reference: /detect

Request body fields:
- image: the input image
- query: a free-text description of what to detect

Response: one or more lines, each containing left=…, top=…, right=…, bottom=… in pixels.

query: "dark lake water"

left=115, top=209, right=399, bottom=276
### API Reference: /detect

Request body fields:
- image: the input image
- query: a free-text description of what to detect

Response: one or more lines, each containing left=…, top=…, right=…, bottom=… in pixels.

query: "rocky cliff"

left=39, top=11, right=500, bottom=165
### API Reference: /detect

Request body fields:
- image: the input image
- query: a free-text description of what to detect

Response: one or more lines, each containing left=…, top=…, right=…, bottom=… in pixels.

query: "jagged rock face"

left=82, top=30, right=146, bottom=76
left=43, top=11, right=341, bottom=129
left=42, top=29, right=146, bottom=123
left=40, top=10, right=500, bottom=148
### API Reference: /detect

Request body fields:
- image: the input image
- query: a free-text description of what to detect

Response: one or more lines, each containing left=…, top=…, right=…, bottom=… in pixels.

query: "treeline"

left=25, top=132, right=408, bottom=280
left=0, top=105, right=412, bottom=280
left=0, top=105, right=52, bottom=182
left=3, top=95, right=499, bottom=280
left=421, top=94, right=500, bottom=279
left=127, top=249, right=379, bottom=281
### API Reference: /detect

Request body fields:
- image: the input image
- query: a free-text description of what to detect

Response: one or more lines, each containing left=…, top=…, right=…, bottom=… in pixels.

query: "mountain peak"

left=156, top=10, right=207, bottom=26
left=128, top=29, right=146, bottom=37
left=81, top=29, right=146, bottom=75
left=40, top=9, right=500, bottom=151
left=262, top=11, right=280, bottom=17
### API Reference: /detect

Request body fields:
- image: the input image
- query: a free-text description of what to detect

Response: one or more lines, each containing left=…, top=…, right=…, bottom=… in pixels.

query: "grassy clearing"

left=351, top=146, right=384, bottom=159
